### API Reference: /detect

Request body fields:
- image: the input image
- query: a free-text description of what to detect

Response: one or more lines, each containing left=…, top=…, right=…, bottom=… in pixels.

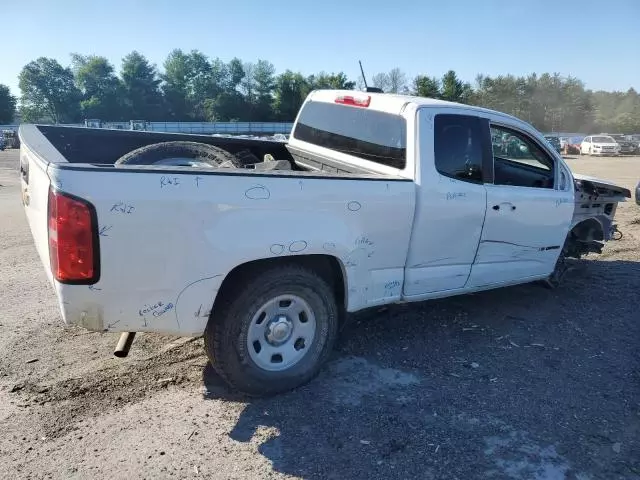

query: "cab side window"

left=434, top=114, right=484, bottom=183
left=490, top=124, right=555, bottom=189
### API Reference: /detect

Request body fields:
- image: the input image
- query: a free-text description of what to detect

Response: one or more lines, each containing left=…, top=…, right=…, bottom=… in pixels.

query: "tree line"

left=0, top=49, right=638, bottom=134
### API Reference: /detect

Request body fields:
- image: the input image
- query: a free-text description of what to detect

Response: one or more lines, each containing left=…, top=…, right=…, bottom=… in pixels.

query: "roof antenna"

left=359, top=60, right=383, bottom=93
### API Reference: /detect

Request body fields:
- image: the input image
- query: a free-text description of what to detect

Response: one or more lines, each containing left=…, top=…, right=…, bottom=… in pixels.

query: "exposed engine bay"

left=567, top=173, right=631, bottom=258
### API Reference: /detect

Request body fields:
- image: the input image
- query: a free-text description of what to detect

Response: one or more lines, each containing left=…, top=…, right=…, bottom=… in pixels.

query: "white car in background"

left=580, top=135, right=620, bottom=156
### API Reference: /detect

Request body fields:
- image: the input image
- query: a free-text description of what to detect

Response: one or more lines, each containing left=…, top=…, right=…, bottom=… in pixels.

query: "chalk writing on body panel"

left=139, top=301, right=174, bottom=318
left=110, top=202, right=135, bottom=214
left=160, top=176, right=180, bottom=188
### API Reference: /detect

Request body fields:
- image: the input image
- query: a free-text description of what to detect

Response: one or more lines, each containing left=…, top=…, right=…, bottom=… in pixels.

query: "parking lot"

left=0, top=149, right=638, bottom=479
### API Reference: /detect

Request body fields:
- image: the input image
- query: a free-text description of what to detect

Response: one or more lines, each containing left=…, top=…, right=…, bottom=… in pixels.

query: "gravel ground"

left=0, top=149, right=639, bottom=480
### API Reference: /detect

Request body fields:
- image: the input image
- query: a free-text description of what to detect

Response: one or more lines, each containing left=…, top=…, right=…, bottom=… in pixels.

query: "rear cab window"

left=433, top=113, right=487, bottom=183
left=292, top=100, right=407, bottom=170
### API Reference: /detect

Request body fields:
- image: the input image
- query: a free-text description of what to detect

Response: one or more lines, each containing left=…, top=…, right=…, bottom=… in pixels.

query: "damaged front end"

left=566, top=174, right=631, bottom=258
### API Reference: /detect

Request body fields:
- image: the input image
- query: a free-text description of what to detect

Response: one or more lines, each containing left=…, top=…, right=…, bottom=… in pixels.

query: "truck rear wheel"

left=204, top=265, right=339, bottom=396
left=114, top=141, right=245, bottom=168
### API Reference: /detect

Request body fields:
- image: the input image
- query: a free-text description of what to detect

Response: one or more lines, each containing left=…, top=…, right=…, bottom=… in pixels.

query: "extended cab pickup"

left=19, top=90, right=631, bottom=396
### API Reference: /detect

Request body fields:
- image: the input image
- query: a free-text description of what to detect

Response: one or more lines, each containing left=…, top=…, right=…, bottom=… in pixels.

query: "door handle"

left=492, top=203, right=516, bottom=211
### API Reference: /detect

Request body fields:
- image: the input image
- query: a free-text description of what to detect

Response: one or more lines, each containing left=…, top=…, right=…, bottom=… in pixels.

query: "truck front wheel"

left=204, top=265, right=339, bottom=396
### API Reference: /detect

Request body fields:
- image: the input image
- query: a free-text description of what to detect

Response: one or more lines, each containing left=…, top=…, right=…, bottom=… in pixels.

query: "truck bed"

left=24, top=125, right=392, bottom=178
left=36, top=124, right=295, bottom=166
left=19, top=124, right=417, bottom=336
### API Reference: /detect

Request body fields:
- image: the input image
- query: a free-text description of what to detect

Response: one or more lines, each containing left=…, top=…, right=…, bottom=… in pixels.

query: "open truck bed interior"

left=37, top=125, right=295, bottom=166
left=22, top=125, right=395, bottom=178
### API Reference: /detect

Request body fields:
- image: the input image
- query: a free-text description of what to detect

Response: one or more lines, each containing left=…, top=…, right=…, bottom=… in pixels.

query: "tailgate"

left=20, top=143, right=55, bottom=285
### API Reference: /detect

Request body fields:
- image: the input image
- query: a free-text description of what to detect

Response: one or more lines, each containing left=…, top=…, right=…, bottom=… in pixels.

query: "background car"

left=544, top=135, right=562, bottom=153
left=625, top=134, right=640, bottom=153
left=563, top=136, right=584, bottom=155
left=607, top=133, right=637, bottom=154
left=580, top=135, right=621, bottom=155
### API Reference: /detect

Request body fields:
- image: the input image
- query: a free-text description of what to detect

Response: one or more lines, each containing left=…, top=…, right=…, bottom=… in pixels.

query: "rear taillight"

left=48, top=187, right=99, bottom=283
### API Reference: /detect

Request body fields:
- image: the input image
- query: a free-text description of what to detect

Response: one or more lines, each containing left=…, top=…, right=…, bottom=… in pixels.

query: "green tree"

left=18, top=57, right=81, bottom=123
left=162, top=49, right=192, bottom=120
left=413, top=75, right=440, bottom=98
left=440, top=70, right=471, bottom=103
left=252, top=60, right=276, bottom=121
left=120, top=51, right=164, bottom=120
left=241, top=60, right=277, bottom=121
left=273, top=70, right=310, bottom=121
left=71, top=54, right=125, bottom=120
left=308, top=72, right=355, bottom=90
left=0, top=84, right=17, bottom=123
left=162, top=49, right=217, bottom=120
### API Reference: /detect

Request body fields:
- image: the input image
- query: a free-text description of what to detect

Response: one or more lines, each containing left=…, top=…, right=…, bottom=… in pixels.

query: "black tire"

left=114, top=141, right=244, bottom=167
left=204, top=265, right=339, bottom=396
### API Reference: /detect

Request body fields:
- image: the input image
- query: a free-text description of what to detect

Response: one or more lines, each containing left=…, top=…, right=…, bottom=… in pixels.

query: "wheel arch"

left=213, top=254, right=348, bottom=320
left=565, top=216, right=608, bottom=258
left=570, top=217, right=605, bottom=242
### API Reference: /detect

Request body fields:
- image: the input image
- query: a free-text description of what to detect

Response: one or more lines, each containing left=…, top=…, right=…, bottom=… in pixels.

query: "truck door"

left=465, top=121, right=574, bottom=288
left=403, top=110, right=491, bottom=297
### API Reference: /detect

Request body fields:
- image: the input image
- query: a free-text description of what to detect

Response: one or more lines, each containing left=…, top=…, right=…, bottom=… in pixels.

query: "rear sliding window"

left=292, top=101, right=407, bottom=169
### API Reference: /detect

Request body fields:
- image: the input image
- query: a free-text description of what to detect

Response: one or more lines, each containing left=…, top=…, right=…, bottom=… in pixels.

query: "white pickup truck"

left=19, top=89, right=631, bottom=396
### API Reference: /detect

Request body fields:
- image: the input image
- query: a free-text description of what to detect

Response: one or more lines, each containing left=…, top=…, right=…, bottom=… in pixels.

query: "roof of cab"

left=307, top=89, right=524, bottom=125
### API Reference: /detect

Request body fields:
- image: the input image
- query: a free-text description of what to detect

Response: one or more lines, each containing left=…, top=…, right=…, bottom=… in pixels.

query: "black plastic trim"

left=478, top=118, right=495, bottom=184
left=48, top=186, right=101, bottom=285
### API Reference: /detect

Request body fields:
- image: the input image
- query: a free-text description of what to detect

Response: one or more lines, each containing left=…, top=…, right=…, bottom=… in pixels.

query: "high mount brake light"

left=48, top=187, right=99, bottom=283
left=334, top=95, right=371, bottom=107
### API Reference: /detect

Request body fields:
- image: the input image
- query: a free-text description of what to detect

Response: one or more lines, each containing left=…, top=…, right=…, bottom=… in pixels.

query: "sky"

left=3, top=0, right=640, bottom=97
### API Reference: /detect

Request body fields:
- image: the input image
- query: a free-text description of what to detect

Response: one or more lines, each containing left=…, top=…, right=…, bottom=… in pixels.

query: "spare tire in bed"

left=114, top=141, right=244, bottom=168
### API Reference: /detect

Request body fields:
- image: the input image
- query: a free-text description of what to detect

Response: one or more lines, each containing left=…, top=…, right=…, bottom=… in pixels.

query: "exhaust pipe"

left=114, top=332, right=136, bottom=358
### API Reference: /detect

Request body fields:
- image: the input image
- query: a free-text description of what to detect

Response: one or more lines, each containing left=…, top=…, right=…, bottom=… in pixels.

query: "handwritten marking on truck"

left=288, top=240, right=308, bottom=253
left=152, top=303, right=174, bottom=318
left=355, top=236, right=374, bottom=247
left=173, top=275, right=223, bottom=327
left=160, top=176, right=180, bottom=188
left=245, top=185, right=270, bottom=200
left=98, top=225, right=113, bottom=237
left=138, top=301, right=174, bottom=318
left=270, top=244, right=285, bottom=255
left=139, top=301, right=165, bottom=316
left=347, top=201, right=362, bottom=211
left=323, top=242, right=336, bottom=252
left=194, top=176, right=203, bottom=188
left=105, top=319, right=121, bottom=330
left=110, top=202, right=135, bottom=214
left=446, top=192, right=467, bottom=200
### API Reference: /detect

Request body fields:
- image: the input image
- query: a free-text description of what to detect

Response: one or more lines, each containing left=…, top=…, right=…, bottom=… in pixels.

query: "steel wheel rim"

left=247, top=294, right=317, bottom=372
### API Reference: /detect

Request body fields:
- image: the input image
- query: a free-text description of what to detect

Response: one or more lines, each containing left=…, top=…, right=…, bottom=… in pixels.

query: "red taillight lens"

left=335, top=95, right=371, bottom=107
left=48, top=188, right=98, bottom=283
